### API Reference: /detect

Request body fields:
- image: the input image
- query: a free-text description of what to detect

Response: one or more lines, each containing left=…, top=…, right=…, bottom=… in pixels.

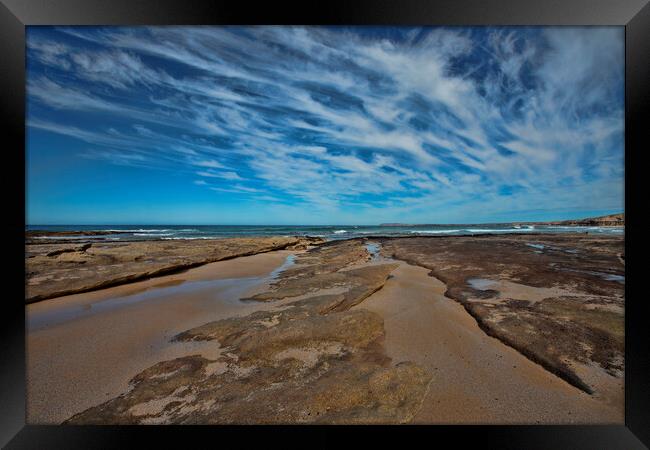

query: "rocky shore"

left=26, top=236, right=323, bottom=303
left=380, top=233, right=624, bottom=400
left=379, top=212, right=624, bottom=228
left=26, top=230, right=130, bottom=238
left=26, top=233, right=624, bottom=424
left=65, top=240, right=430, bottom=424
left=544, top=213, right=624, bottom=227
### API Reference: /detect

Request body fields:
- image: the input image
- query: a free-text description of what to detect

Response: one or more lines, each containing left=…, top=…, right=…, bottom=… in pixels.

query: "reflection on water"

left=269, top=254, right=295, bottom=277
left=557, top=266, right=625, bottom=284
left=526, top=243, right=581, bottom=256
left=600, top=273, right=625, bottom=283
left=365, top=242, right=381, bottom=260
left=27, top=254, right=296, bottom=331
left=467, top=278, right=498, bottom=290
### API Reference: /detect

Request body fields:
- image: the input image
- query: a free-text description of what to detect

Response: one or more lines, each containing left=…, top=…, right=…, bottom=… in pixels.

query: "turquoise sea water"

left=26, top=224, right=624, bottom=241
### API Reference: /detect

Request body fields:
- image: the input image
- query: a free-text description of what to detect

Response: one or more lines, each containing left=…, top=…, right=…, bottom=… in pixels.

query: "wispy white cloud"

left=27, top=26, right=624, bottom=222
left=192, top=160, right=227, bottom=169
left=197, top=170, right=243, bottom=180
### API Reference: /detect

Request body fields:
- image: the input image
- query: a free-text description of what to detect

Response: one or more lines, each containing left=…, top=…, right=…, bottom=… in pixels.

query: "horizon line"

left=25, top=212, right=624, bottom=228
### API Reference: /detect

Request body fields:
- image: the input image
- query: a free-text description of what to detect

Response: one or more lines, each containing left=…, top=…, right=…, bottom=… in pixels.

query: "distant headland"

left=380, top=213, right=624, bottom=227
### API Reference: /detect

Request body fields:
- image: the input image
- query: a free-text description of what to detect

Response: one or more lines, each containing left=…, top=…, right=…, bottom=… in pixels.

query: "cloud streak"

left=26, top=26, right=624, bottom=223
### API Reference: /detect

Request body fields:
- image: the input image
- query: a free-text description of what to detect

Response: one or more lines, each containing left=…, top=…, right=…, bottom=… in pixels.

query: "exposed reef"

left=380, top=233, right=624, bottom=397
left=30, top=233, right=624, bottom=424
left=26, top=236, right=324, bottom=303
left=65, top=240, right=431, bottom=424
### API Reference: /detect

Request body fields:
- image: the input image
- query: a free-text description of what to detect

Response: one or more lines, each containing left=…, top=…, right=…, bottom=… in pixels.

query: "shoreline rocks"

left=66, top=240, right=431, bottom=425
left=25, top=236, right=324, bottom=303
left=34, top=234, right=625, bottom=424
left=380, top=233, right=624, bottom=398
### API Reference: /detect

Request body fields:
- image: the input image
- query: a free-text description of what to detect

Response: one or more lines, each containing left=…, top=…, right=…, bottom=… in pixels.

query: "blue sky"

left=26, top=26, right=624, bottom=225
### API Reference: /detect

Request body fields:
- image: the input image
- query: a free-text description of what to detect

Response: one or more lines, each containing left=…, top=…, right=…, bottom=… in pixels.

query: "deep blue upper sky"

left=26, top=26, right=624, bottom=225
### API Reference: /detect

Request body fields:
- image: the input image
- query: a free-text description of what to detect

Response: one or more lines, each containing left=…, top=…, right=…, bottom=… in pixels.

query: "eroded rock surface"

left=66, top=240, right=430, bottom=424
left=26, top=236, right=323, bottom=303
left=381, top=234, right=624, bottom=397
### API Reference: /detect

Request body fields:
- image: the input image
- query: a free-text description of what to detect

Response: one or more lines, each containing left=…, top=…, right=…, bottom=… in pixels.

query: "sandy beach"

left=27, top=250, right=300, bottom=423
left=356, top=260, right=621, bottom=423
left=25, top=234, right=624, bottom=424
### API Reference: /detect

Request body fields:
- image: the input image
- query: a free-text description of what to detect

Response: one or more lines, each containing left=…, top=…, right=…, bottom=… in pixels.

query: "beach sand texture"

left=26, top=234, right=624, bottom=424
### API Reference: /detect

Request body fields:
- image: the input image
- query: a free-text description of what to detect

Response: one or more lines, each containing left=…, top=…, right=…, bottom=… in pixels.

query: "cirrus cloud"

left=26, top=26, right=624, bottom=224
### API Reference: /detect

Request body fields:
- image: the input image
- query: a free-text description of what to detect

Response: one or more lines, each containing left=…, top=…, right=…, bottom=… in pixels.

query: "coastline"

left=25, top=233, right=624, bottom=424
left=355, top=260, right=621, bottom=423
left=26, top=236, right=323, bottom=303
left=27, top=250, right=301, bottom=423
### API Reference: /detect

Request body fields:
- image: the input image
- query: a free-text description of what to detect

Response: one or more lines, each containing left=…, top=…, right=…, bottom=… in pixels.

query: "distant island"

left=380, top=213, right=624, bottom=227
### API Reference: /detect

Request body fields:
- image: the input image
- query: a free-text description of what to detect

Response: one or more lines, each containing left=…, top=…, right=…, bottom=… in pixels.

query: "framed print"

left=1, top=0, right=648, bottom=448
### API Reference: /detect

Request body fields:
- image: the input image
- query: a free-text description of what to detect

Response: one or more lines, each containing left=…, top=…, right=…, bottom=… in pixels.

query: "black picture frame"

left=1, top=0, right=648, bottom=448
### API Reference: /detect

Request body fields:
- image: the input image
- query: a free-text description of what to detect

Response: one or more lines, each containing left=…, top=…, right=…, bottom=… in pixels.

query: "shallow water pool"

left=467, top=278, right=498, bottom=290
left=27, top=254, right=296, bottom=331
left=365, top=242, right=381, bottom=260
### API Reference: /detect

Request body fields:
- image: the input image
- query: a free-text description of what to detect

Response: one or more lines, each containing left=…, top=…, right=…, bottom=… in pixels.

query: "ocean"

left=26, top=224, right=625, bottom=241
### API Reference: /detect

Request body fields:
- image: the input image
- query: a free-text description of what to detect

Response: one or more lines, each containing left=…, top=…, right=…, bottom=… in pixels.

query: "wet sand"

left=26, top=250, right=298, bottom=424
left=381, top=234, right=624, bottom=399
left=62, top=240, right=427, bottom=425
left=355, top=260, right=622, bottom=423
